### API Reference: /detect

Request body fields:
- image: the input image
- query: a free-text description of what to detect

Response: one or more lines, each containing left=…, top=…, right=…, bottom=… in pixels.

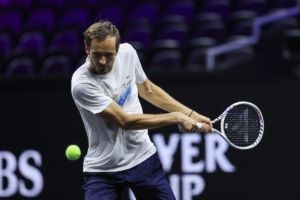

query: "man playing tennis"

left=71, top=20, right=212, bottom=200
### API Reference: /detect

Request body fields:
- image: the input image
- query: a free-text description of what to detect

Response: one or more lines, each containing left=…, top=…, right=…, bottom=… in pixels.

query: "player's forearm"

left=141, top=83, right=192, bottom=116
left=121, top=112, right=183, bottom=130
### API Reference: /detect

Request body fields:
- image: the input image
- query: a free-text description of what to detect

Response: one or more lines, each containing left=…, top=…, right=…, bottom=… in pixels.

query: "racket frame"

left=213, top=101, right=264, bottom=150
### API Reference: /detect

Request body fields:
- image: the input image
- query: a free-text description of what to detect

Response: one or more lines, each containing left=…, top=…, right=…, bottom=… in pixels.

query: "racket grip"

left=196, top=123, right=203, bottom=129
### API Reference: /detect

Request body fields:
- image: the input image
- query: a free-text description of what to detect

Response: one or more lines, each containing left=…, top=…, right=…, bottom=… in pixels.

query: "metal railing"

left=205, top=0, right=300, bottom=72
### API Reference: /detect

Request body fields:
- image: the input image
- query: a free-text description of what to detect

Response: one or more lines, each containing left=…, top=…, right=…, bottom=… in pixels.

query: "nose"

left=99, top=56, right=107, bottom=65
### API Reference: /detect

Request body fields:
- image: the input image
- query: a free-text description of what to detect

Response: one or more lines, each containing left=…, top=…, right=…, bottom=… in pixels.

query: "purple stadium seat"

left=0, top=10, right=22, bottom=36
left=149, top=50, right=182, bottom=71
left=157, top=24, right=188, bottom=47
left=186, top=37, right=218, bottom=52
left=88, top=0, right=128, bottom=7
left=231, top=20, right=253, bottom=36
left=26, top=9, right=56, bottom=33
left=128, top=41, right=147, bottom=64
left=63, top=0, right=96, bottom=8
left=270, top=17, right=300, bottom=32
left=12, top=32, right=45, bottom=59
left=123, top=27, right=151, bottom=49
left=5, top=57, right=35, bottom=78
left=163, top=1, right=195, bottom=23
left=148, top=39, right=181, bottom=70
left=0, top=0, right=31, bottom=12
left=229, top=11, right=257, bottom=36
left=126, top=2, right=159, bottom=26
left=194, top=12, right=223, bottom=26
left=47, top=31, right=81, bottom=57
left=192, top=21, right=226, bottom=42
left=160, top=15, right=187, bottom=27
left=0, top=34, right=12, bottom=62
left=237, top=0, right=268, bottom=15
left=150, top=39, right=180, bottom=54
left=41, top=55, right=71, bottom=76
left=96, top=6, right=123, bottom=27
left=201, top=0, right=231, bottom=21
left=59, top=8, right=90, bottom=31
left=35, top=0, right=64, bottom=11
left=271, top=0, right=297, bottom=8
left=185, top=37, right=218, bottom=72
left=230, top=10, right=257, bottom=24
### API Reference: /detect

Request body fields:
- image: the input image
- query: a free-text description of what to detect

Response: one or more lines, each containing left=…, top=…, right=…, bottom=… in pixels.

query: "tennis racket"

left=197, top=101, right=264, bottom=150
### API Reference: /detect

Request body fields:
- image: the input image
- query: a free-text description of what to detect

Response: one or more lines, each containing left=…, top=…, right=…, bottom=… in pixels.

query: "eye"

left=92, top=52, right=114, bottom=58
left=92, top=52, right=101, bottom=57
left=104, top=53, right=114, bottom=58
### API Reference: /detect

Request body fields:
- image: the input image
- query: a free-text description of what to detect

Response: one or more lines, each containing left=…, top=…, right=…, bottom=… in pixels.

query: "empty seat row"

left=1, top=31, right=83, bottom=63
left=0, top=0, right=299, bottom=78
left=1, top=0, right=297, bottom=36
left=2, top=56, right=75, bottom=79
left=3, top=26, right=299, bottom=77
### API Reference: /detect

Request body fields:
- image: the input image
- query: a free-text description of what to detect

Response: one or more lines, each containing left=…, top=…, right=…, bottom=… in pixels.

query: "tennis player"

left=71, top=20, right=212, bottom=200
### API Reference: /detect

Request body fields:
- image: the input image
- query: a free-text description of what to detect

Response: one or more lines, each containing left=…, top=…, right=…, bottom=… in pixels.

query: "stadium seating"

left=0, top=10, right=22, bottom=36
left=40, top=55, right=71, bottom=76
left=0, top=34, right=12, bottom=64
left=26, top=9, right=56, bottom=34
left=5, top=57, right=35, bottom=78
left=12, top=32, right=45, bottom=59
left=0, top=0, right=299, bottom=78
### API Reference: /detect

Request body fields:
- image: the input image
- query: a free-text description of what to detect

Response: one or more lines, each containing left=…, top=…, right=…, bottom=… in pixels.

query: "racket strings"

left=223, top=105, right=261, bottom=147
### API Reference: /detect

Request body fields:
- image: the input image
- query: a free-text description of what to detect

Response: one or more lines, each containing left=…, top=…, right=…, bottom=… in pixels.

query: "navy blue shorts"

left=83, top=153, right=176, bottom=200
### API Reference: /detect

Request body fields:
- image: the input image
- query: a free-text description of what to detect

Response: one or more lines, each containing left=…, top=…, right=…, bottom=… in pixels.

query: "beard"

left=89, top=60, right=113, bottom=75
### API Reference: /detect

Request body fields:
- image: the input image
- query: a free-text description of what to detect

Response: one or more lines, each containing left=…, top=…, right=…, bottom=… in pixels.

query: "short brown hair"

left=84, top=20, right=120, bottom=51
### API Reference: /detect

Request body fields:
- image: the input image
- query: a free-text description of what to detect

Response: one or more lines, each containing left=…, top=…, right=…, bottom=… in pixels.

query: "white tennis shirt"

left=71, top=43, right=156, bottom=172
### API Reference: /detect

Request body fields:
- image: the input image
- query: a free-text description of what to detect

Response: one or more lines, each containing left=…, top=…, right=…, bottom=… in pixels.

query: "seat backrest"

left=96, top=6, right=123, bottom=27
left=47, top=31, right=81, bottom=56
left=237, top=0, right=268, bottom=15
left=14, top=32, right=45, bottom=58
left=0, top=0, right=31, bottom=12
left=35, top=0, right=64, bottom=11
left=26, top=9, right=56, bottom=33
left=201, top=0, right=231, bottom=21
left=41, top=55, right=71, bottom=76
left=59, top=8, right=90, bottom=31
left=0, top=11, right=22, bottom=35
left=123, top=27, right=151, bottom=49
left=157, top=24, right=188, bottom=46
left=192, top=21, right=225, bottom=42
left=0, top=34, right=12, bottom=60
left=164, top=1, right=195, bottom=23
left=149, top=50, right=182, bottom=70
left=5, top=57, right=35, bottom=78
left=126, top=2, right=159, bottom=26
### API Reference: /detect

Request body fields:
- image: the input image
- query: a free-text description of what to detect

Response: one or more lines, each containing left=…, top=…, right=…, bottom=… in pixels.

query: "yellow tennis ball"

left=65, top=144, right=81, bottom=161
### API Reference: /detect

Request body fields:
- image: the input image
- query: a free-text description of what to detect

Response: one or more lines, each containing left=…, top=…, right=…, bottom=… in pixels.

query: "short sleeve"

left=72, top=83, right=112, bottom=114
left=133, top=48, right=147, bottom=84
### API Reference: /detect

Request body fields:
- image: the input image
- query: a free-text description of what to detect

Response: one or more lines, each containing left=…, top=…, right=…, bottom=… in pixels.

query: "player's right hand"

left=177, top=113, right=201, bottom=133
left=177, top=112, right=212, bottom=133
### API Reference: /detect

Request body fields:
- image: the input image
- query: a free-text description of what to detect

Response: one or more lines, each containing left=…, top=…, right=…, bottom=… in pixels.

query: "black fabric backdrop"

left=1, top=76, right=299, bottom=200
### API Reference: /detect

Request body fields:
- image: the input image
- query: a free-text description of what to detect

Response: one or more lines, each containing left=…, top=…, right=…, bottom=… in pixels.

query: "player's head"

left=84, top=20, right=120, bottom=74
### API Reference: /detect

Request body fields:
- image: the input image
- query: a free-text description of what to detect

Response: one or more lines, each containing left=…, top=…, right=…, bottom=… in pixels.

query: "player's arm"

left=72, top=82, right=198, bottom=131
left=137, top=79, right=212, bottom=132
left=98, top=100, right=200, bottom=131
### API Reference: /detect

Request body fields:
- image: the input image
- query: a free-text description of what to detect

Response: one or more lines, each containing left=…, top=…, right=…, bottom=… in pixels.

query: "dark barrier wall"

left=1, top=77, right=300, bottom=200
